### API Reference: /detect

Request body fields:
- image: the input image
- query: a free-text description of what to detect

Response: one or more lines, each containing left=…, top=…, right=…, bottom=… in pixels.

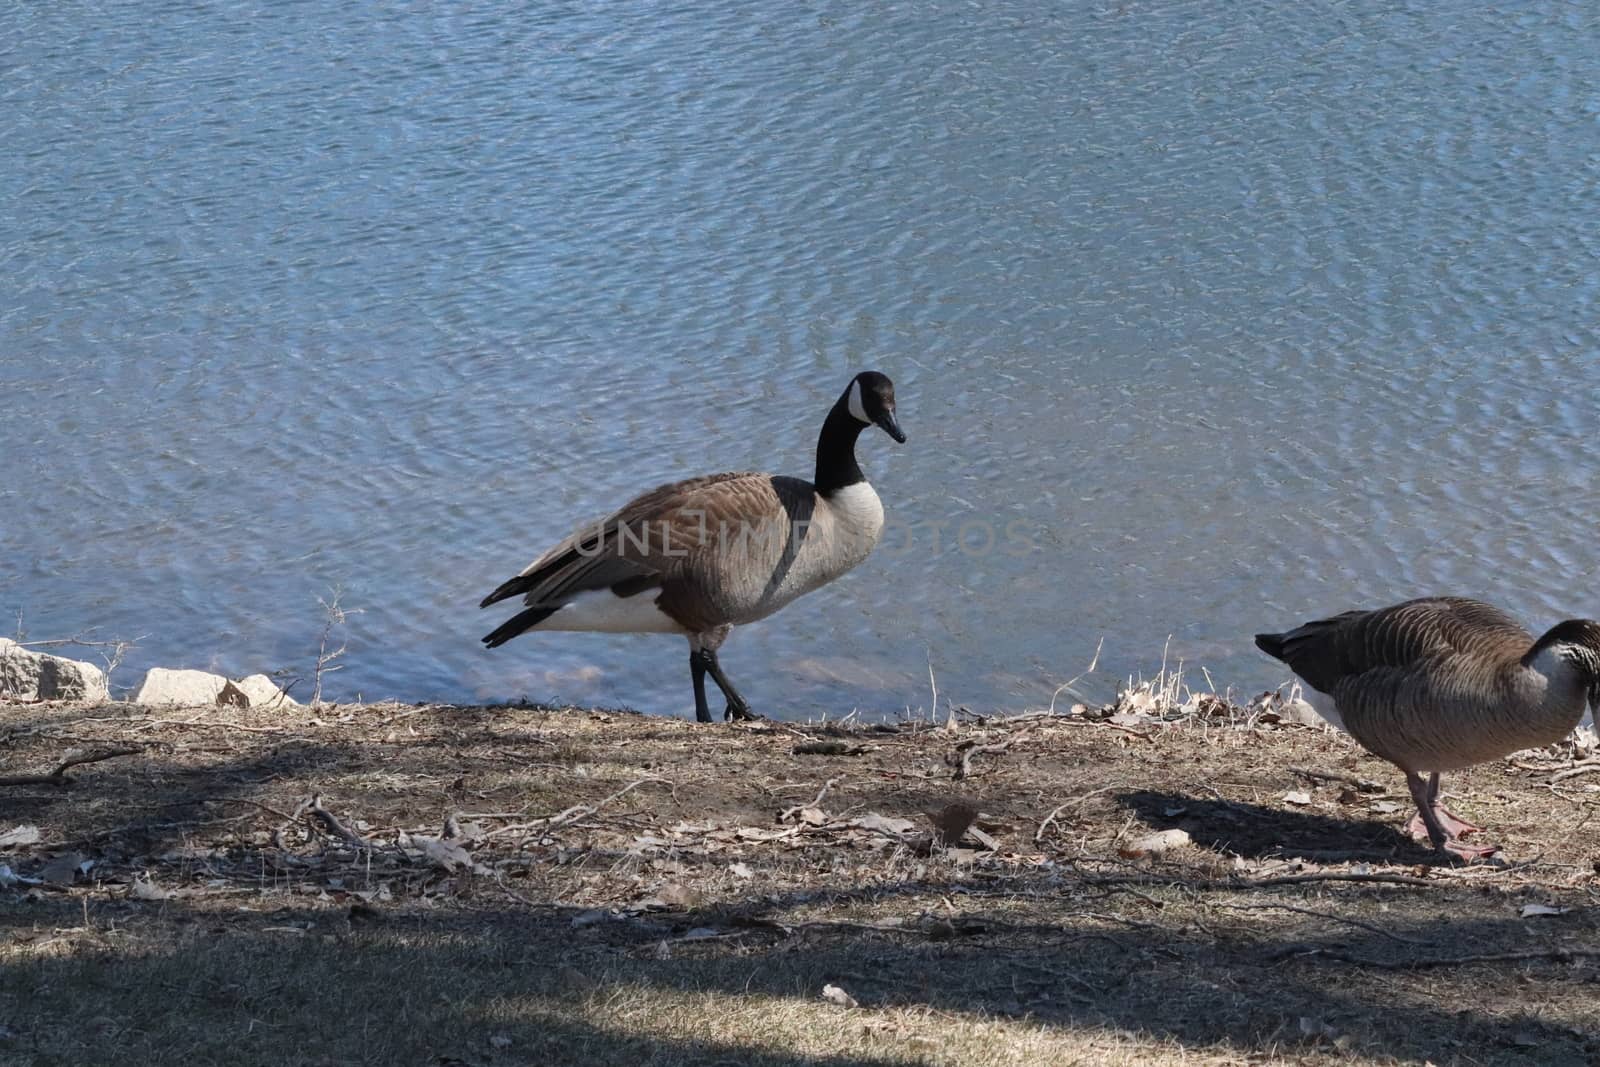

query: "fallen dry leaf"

left=1519, top=903, right=1570, bottom=919
left=1283, top=790, right=1313, bottom=806
left=37, top=852, right=85, bottom=886
left=853, top=813, right=916, bottom=836
left=0, top=825, right=40, bottom=848
left=131, top=874, right=173, bottom=901
left=728, top=862, right=753, bottom=879
left=656, top=881, right=697, bottom=907
left=415, top=836, right=483, bottom=873
left=790, top=806, right=829, bottom=827
left=1117, top=828, right=1191, bottom=859
left=821, top=983, right=859, bottom=1009
left=632, top=882, right=699, bottom=912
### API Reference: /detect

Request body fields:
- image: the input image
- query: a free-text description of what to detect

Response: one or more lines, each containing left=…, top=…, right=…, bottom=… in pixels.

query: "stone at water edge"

left=235, top=673, right=300, bottom=708
left=0, top=638, right=110, bottom=702
left=132, top=667, right=299, bottom=708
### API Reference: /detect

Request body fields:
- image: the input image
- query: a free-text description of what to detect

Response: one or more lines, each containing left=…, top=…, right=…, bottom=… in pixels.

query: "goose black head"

left=1526, top=619, right=1600, bottom=702
left=844, top=371, right=906, bottom=443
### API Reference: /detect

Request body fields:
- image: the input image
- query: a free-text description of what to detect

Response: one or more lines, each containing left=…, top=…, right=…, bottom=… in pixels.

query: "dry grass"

left=3, top=698, right=1600, bottom=1066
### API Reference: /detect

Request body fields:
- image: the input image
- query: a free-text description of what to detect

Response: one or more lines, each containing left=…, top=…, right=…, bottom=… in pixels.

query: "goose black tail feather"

left=1254, top=632, right=1289, bottom=662
left=482, top=604, right=560, bottom=648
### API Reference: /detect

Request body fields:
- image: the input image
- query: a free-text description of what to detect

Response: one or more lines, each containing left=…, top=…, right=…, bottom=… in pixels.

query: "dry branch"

left=1280, top=946, right=1600, bottom=969
left=1212, top=900, right=1427, bottom=945
left=792, top=741, right=870, bottom=756
left=779, top=777, right=842, bottom=823
left=309, top=794, right=370, bottom=849
left=1288, top=766, right=1386, bottom=793
left=0, top=746, right=143, bottom=787
left=485, top=776, right=669, bottom=840
left=951, top=737, right=1018, bottom=780
left=1549, top=761, right=1600, bottom=783
left=1036, top=786, right=1118, bottom=843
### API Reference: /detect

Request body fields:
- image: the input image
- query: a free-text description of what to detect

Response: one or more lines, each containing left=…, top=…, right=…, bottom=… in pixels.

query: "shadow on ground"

left=1117, top=788, right=1434, bottom=863
left=3, top=891, right=1597, bottom=1066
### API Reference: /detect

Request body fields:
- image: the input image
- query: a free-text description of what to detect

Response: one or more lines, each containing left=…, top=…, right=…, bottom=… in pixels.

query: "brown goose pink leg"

left=1422, top=772, right=1483, bottom=836
left=1404, top=772, right=1498, bottom=860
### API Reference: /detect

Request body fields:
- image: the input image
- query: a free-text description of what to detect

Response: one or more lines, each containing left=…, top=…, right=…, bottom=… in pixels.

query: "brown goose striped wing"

left=480, top=471, right=807, bottom=623
left=1256, top=597, right=1532, bottom=695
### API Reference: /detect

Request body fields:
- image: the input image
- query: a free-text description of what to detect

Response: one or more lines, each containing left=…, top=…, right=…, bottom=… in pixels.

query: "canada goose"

left=1256, top=597, right=1600, bottom=859
left=480, top=371, right=906, bottom=722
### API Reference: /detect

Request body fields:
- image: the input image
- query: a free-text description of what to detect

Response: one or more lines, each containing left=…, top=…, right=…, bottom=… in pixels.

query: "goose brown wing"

left=1257, top=597, right=1531, bottom=695
left=479, top=472, right=786, bottom=610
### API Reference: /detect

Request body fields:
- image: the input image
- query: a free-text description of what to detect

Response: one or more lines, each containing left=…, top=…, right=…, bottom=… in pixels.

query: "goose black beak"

left=875, top=410, right=906, bottom=443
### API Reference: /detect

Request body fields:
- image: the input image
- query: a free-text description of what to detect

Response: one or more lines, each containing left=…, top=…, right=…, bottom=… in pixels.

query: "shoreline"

left=3, top=698, right=1598, bottom=1064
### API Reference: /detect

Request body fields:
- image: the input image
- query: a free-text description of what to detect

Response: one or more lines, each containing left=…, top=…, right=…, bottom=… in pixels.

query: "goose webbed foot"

left=1432, top=803, right=1483, bottom=837
left=724, top=700, right=765, bottom=722
left=1405, top=772, right=1499, bottom=862
left=689, top=647, right=764, bottom=723
left=1405, top=812, right=1499, bottom=861
left=1440, top=838, right=1501, bottom=862
left=1405, top=807, right=1482, bottom=842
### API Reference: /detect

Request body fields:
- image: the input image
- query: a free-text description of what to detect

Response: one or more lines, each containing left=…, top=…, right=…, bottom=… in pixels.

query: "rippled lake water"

left=4, top=2, right=1600, bottom=717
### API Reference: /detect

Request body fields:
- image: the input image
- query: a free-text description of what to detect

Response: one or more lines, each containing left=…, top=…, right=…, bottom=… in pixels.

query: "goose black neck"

left=814, top=400, right=867, bottom=496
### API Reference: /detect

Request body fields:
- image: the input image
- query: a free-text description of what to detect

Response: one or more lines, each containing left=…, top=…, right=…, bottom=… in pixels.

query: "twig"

left=1038, top=637, right=1103, bottom=717
left=309, top=794, right=370, bottom=849
left=1097, top=720, right=1156, bottom=741
left=213, top=796, right=305, bottom=824
left=1212, top=901, right=1427, bottom=944
left=952, top=737, right=1018, bottom=780
left=128, top=718, right=295, bottom=735
left=1288, top=766, right=1386, bottom=793
left=1281, top=947, right=1600, bottom=970
left=1550, top=763, right=1600, bottom=783
left=0, top=746, right=143, bottom=786
left=1036, top=786, right=1118, bottom=843
left=311, top=587, right=362, bottom=707
left=1237, top=871, right=1439, bottom=889
left=485, top=776, right=669, bottom=839
left=792, top=741, right=870, bottom=757
left=779, top=777, right=842, bottom=822
left=1071, top=868, right=1440, bottom=892
left=273, top=796, right=316, bottom=849
left=37, top=812, right=256, bottom=849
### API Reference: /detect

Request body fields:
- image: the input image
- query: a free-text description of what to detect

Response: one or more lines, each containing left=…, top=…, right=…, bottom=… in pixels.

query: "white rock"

left=0, top=638, right=109, bottom=702
left=132, top=667, right=230, bottom=706
left=235, top=673, right=299, bottom=708
left=131, top=667, right=299, bottom=709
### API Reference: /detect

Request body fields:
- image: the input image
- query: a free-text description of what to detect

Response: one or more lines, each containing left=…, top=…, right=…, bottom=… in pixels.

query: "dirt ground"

left=2, top=698, right=1599, bottom=1066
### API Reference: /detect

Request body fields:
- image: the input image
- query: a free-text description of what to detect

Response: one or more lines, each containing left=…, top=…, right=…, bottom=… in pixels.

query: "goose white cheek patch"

left=847, top=380, right=869, bottom=423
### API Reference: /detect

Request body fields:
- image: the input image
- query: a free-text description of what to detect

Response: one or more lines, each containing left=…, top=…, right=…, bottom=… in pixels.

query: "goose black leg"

left=701, top=649, right=761, bottom=721
left=689, top=651, right=714, bottom=723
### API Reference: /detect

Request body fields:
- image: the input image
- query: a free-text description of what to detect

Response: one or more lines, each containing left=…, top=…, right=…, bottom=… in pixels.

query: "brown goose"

left=1256, top=597, right=1600, bottom=859
left=480, top=371, right=906, bottom=722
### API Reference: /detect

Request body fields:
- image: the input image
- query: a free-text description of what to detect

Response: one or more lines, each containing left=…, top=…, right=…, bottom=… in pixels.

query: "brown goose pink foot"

left=1404, top=772, right=1500, bottom=861
left=1405, top=805, right=1482, bottom=840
